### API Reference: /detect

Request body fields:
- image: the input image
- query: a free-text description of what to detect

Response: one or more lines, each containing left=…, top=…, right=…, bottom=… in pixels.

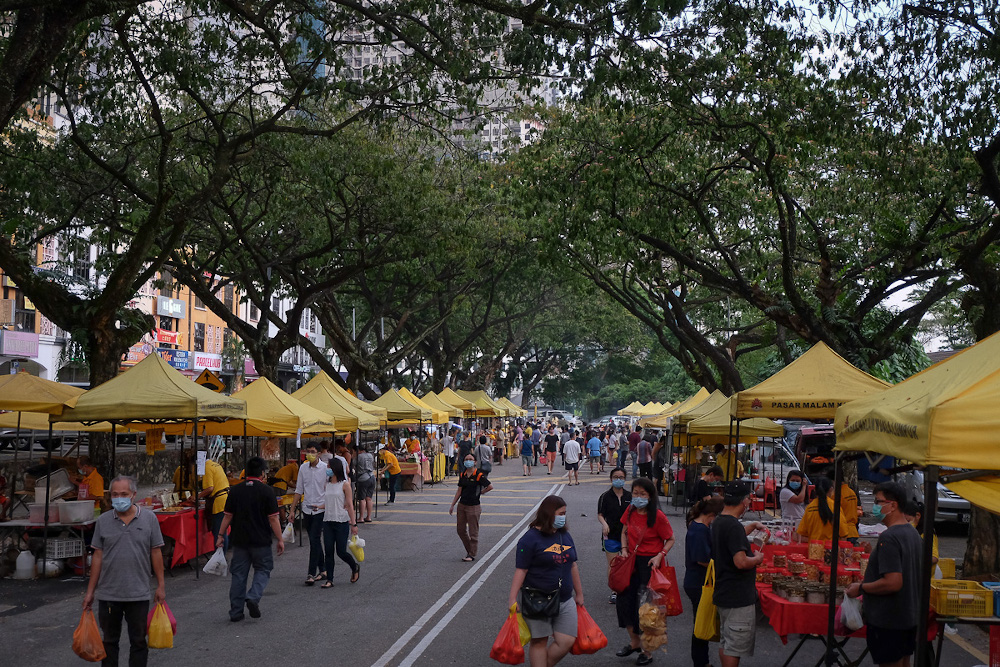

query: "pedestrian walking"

left=587, top=432, right=602, bottom=474
left=627, top=425, right=642, bottom=479
left=216, top=457, right=285, bottom=622
left=598, top=468, right=631, bottom=604
left=563, top=433, right=581, bottom=486
left=615, top=477, right=675, bottom=666
left=200, top=457, right=231, bottom=550
left=474, top=435, right=494, bottom=473
left=845, top=481, right=922, bottom=667
left=531, top=426, right=542, bottom=466
left=521, top=435, right=535, bottom=476
left=637, top=437, right=653, bottom=480
left=318, top=459, right=361, bottom=588
left=608, top=428, right=619, bottom=469
left=544, top=426, right=559, bottom=475
left=442, top=428, right=457, bottom=476
left=449, top=453, right=493, bottom=561
left=355, top=446, right=376, bottom=523
left=685, top=497, right=723, bottom=667
left=82, top=475, right=166, bottom=667
left=508, top=495, right=584, bottom=667
left=289, top=445, right=328, bottom=585
left=711, top=480, right=766, bottom=667
left=457, top=431, right=474, bottom=473
left=378, top=444, right=402, bottom=505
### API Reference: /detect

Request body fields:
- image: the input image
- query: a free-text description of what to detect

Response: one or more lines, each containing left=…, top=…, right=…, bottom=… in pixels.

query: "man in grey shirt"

left=84, top=475, right=166, bottom=667
left=846, top=481, right=922, bottom=667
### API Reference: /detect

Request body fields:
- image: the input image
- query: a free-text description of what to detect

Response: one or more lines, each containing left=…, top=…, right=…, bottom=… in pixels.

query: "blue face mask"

left=326, top=468, right=334, bottom=479
left=112, top=497, right=133, bottom=513
left=872, top=503, right=884, bottom=520
left=631, top=497, right=649, bottom=509
left=553, top=515, right=567, bottom=529
left=788, top=482, right=801, bottom=491
left=464, top=460, right=475, bottom=469
left=612, top=479, right=626, bottom=489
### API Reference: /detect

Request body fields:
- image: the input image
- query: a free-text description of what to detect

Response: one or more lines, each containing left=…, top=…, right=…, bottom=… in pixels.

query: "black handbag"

left=520, top=535, right=564, bottom=619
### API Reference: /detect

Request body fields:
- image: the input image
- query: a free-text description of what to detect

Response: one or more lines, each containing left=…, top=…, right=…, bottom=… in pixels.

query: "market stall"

left=292, top=382, right=381, bottom=432
left=298, top=372, right=388, bottom=422
left=155, top=508, right=215, bottom=568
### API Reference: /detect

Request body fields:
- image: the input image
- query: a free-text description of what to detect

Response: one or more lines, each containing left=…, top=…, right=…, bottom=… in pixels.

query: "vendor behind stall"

left=714, top=444, right=744, bottom=481
left=74, top=456, right=106, bottom=509
left=173, top=451, right=197, bottom=498
left=795, top=477, right=858, bottom=542
left=200, top=458, right=231, bottom=549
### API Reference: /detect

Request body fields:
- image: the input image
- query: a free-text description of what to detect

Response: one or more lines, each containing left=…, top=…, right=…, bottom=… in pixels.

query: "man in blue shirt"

left=521, top=436, right=535, bottom=476
left=587, top=433, right=603, bottom=474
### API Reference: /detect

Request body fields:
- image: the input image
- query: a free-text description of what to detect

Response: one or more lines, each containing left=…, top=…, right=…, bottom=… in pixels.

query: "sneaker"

left=246, top=600, right=260, bottom=618
left=230, top=613, right=245, bottom=622
left=609, top=593, right=617, bottom=604
left=384, top=501, right=394, bottom=506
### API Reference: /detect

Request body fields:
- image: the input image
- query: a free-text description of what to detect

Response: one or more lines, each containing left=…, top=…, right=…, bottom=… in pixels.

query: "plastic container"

left=46, top=537, right=84, bottom=559
left=13, top=551, right=35, bottom=580
left=981, top=582, right=1000, bottom=617
left=28, top=503, right=60, bottom=524
left=58, top=500, right=94, bottom=524
left=930, top=580, right=993, bottom=617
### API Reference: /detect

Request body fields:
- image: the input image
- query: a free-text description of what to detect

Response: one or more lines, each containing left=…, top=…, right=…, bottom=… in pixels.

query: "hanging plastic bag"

left=203, top=547, right=229, bottom=577
left=72, top=609, right=107, bottom=662
left=147, top=603, right=174, bottom=649
left=490, top=607, right=526, bottom=664
left=837, top=595, right=864, bottom=633
left=570, top=604, right=608, bottom=655
left=694, top=560, right=720, bottom=641
left=146, top=602, right=177, bottom=635
left=648, top=563, right=683, bottom=616
left=281, top=522, right=294, bottom=544
left=507, top=603, right=530, bottom=646
left=348, top=535, right=366, bottom=563
left=637, top=588, right=668, bottom=654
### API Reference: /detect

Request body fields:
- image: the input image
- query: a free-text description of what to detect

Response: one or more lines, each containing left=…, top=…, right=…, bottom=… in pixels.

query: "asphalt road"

left=0, top=464, right=991, bottom=666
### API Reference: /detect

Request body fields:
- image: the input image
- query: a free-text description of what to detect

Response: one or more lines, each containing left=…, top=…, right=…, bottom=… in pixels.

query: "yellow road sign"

left=195, top=368, right=225, bottom=393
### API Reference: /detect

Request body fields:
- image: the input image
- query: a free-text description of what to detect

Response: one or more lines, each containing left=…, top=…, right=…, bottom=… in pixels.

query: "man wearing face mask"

left=289, top=445, right=328, bottom=585
left=711, top=480, right=766, bottom=667
left=83, top=475, right=166, bottom=667
left=845, top=482, right=922, bottom=667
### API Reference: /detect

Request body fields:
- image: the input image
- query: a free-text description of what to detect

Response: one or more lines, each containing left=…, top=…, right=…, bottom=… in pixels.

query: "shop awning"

left=498, top=397, right=526, bottom=417
left=293, top=383, right=381, bottom=431
left=397, top=387, right=449, bottom=424
left=297, top=372, right=388, bottom=420
left=0, top=372, right=83, bottom=415
left=438, top=387, right=477, bottom=415
left=455, top=390, right=508, bottom=417
left=420, top=391, right=465, bottom=419
left=730, top=341, right=891, bottom=419
left=373, top=388, right=432, bottom=422
left=617, top=401, right=645, bottom=416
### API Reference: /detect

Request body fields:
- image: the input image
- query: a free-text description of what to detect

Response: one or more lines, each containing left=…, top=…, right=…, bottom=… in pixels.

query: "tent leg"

left=915, top=466, right=939, bottom=667
left=111, top=423, right=117, bottom=478
left=826, top=452, right=844, bottom=666
left=42, top=423, right=53, bottom=575
left=12, top=412, right=20, bottom=510
left=194, top=418, right=200, bottom=580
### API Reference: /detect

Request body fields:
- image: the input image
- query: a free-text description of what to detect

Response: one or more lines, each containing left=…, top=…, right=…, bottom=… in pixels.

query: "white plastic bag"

left=203, top=547, right=229, bottom=577
left=282, top=523, right=294, bottom=544
left=839, top=595, right=863, bottom=632
left=934, top=565, right=943, bottom=580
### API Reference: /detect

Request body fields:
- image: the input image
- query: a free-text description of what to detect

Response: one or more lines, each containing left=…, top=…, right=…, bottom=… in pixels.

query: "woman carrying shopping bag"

left=615, top=478, right=675, bottom=666
left=508, top=495, right=585, bottom=667
left=316, top=459, right=360, bottom=587
left=685, top=497, right=723, bottom=667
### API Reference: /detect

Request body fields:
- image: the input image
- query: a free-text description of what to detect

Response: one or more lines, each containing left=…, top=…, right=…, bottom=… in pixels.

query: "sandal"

left=351, top=568, right=360, bottom=584
left=305, top=575, right=317, bottom=586
left=321, top=581, right=333, bottom=589
left=462, top=556, right=474, bottom=562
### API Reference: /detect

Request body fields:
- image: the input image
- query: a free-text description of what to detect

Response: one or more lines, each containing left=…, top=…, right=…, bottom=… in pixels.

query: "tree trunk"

left=85, top=324, right=135, bottom=478
left=963, top=507, right=1000, bottom=579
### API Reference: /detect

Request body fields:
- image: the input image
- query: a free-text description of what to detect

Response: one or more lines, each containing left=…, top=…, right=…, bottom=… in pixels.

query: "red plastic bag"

left=649, top=564, right=683, bottom=616
left=570, top=604, right=608, bottom=655
left=490, top=609, right=525, bottom=664
left=147, top=602, right=177, bottom=635
left=72, top=610, right=107, bottom=662
left=608, top=552, right=635, bottom=593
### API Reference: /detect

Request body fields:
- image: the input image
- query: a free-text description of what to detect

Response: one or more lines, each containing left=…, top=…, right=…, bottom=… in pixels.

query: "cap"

left=723, top=480, right=751, bottom=501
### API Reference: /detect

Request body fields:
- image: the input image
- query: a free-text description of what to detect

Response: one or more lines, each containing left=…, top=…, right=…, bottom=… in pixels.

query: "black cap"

left=723, top=480, right=751, bottom=502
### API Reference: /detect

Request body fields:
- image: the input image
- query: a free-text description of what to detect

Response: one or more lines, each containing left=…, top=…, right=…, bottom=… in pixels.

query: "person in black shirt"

left=217, top=457, right=284, bottom=622
left=711, top=481, right=765, bottom=666
left=597, top=468, right=631, bottom=604
left=691, top=465, right=723, bottom=504
left=543, top=427, right=560, bottom=475
left=456, top=434, right=474, bottom=473
left=449, top=453, right=493, bottom=562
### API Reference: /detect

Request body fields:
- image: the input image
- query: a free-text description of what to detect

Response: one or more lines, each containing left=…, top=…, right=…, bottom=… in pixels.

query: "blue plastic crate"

left=982, top=582, right=1000, bottom=617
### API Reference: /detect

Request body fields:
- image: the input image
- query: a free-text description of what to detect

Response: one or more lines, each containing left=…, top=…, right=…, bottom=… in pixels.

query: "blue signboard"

left=158, top=348, right=190, bottom=370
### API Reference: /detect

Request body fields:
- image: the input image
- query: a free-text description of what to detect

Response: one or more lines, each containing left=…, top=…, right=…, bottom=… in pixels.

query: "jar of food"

left=788, top=554, right=806, bottom=574
left=773, top=551, right=787, bottom=568
left=837, top=572, right=853, bottom=587
left=771, top=576, right=783, bottom=595
left=823, top=541, right=834, bottom=565
left=787, top=583, right=806, bottom=603
left=818, top=565, right=831, bottom=583
left=851, top=546, right=865, bottom=564
left=808, top=541, right=825, bottom=561
left=761, top=568, right=775, bottom=584
left=804, top=560, right=821, bottom=582
left=858, top=554, right=869, bottom=578
left=775, top=579, right=789, bottom=599
left=844, top=567, right=860, bottom=583
left=805, top=584, right=826, bottom=605
left=838, top=541, right=854, bottom=565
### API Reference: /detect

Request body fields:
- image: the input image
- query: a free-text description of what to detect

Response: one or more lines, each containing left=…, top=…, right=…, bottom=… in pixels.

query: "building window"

left=215, top=326, right=221, bottom=353
left=224, top=284, right=234, bottom=311
left=249, top=303, right=259, bottom=321
left=194, top=294, right=205, bottom=310
left=15, top=308, right=35, bottom=332
left=272, top=295, right=281, bottom=314
left=194, top=322, right=205, bottom=352
left=159, top=316, right=173, bottom=332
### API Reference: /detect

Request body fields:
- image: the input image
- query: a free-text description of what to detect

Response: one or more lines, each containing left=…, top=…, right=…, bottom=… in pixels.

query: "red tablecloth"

left=758, top=543, right=810, bottom=560
left=156, top=509, right=215, bottom=568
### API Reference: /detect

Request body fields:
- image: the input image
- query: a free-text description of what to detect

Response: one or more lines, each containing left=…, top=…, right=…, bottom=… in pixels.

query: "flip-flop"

left=351, top=568, right=360, bottom=584
left=305, top=576, right=317, bottom=586
left=321, top=581, right=333, bottom=589
left=462, top=556, right=474, bottom=562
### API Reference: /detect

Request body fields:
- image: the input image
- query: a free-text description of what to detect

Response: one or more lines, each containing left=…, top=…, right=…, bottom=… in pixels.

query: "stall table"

left=931, top=616, right=1000, bottom=666
left=398, top=461, right=424, bottom=491
left=155, top=508, right=215, bottom=568
left=0, top=518, right=95, bottom=575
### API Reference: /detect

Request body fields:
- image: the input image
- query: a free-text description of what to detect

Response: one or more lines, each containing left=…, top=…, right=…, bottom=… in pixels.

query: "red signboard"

left=156, top=328, right=180, bottom=345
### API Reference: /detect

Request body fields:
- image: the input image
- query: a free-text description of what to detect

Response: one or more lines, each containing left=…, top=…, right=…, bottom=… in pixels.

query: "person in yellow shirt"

left=378, top=446, right=402, bottom=505
left=904, top=500, right=939, bottom=564
left=796, top=477, right=859, bottom=542
left=200, top=458, right=231, bottom=548
left=405, top=431, right=421, bottom=455
left=837, top=482, right=860, bottom=532
left=173, top=451, right=197, bottom=498
left=713, top=444, right=744, bottom=481
left=74, top=456, right=106, bottom=510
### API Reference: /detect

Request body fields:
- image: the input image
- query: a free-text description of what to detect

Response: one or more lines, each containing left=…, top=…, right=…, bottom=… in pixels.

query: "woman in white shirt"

left=779, top=469, right=808, bottom=537
left=318, top=459, right=360, bottom=588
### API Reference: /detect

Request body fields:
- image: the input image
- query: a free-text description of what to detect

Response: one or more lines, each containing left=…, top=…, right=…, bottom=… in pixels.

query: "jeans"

left=229, top=544, right=274, bottom=619
left=629, top=450, right=638, bottom=478
left=211, top=511, right=228, bottom=551
left=639, top=462, right=652, bottom=479
left=456, top=503, right=482, bottom=557
left=322, top=521, right=358, bottom=582
left=97, top=599, right=149, bottom=667
left=685, top=585, right=710, bottom=667
left=303, top=511, right=325, bottom=576
left=387, top=473, right=399, bottom=502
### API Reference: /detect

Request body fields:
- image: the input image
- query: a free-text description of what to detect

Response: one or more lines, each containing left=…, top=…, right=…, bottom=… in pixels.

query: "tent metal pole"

left=111, top=422, right=117, bottom=478
left=12, top=411, right=20, bottom=507
left=42, top=422, right=53, bottom=575
left=194, top=417, right=200, bottom=580
left=825, top=452, right=844, bottom=666
left=915, top=465, right=939, bottom=667
left=242, top=420, right=247, bottom=472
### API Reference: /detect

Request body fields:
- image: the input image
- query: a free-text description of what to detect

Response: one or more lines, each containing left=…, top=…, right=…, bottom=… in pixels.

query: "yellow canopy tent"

left=498, top=397, right=525, bottom=417
left=297, top=372, right=388, bottom=420
left=639, top=388, right=711, bottom=427
left=293, top=383, right=381, bottom=431
left=674, top=390, right=726, bottom=426
left=730, top=342, right=891, bottom=419
left=438, top=387, right=477, bottom=416
left=618, top=401, right=645, bottom=416
left=0, top=410, right=128, bottom=433
left=420, top=391, right=464, bottom=419
left=0, top=372, right=83, bottom=414
left=455, top=390, right=507, bottom=417
left=398, top=387, right=449, bottom=424
left=689, top=401, right=783, bottom=438
left=373, top=389, right=432, bottom=423
left=637, top=401, right=664, bottom=417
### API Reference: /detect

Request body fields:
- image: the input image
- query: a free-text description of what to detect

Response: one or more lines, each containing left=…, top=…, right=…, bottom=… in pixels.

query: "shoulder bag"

left=520, top=535, right=564, bottom=619
left=608, top=508, right=646, bottom=593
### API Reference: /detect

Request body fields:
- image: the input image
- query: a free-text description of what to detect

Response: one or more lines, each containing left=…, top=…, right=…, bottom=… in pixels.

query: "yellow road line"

left=373, top=521, right=514, bottom=527
left=946, top=630, right=989, bottom=664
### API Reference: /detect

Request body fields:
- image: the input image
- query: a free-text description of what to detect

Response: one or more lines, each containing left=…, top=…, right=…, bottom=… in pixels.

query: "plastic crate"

left=45, top=537, right=84, bottom=560
left=931, top=580, right=993, bottom=617
left=982, top=582, right=1000, bottom=617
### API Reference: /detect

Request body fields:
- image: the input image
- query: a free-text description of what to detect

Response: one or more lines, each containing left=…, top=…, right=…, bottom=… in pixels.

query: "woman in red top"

left=615, top=477, right=676, bottom=666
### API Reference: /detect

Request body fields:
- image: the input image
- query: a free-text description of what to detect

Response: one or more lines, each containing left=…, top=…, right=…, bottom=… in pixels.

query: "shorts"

left=603, top=538, right=622, bottom=553
left=589, top=450, right=601, bottom=459
left=565, top=462, right=579, bottom=471
left=519, top=595, right=578, bottom=639
left=356, top=476, right=375, bottom=499
left=521, top=455, right=533, bottom=467
left=546, top=445, right=558, bottom=454
left=718, top=604, right=756, bottom=657
left=866, top=624, right=916, bottom=664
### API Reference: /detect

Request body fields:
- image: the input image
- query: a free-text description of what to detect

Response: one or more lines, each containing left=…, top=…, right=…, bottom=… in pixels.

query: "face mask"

left=631, top=497, right=649, bottom=509
left=553, top=515, right=567, bottom=529
left=612, top=479, right=625, bottom=489
left=325, top=468, right=334, bottom=479
left=112, top=497, right=133, bottom=513
left=305, top=454, right=317, bottom=462
left=872, top=503, right=885, bottom=521
left=788, top=482, right=801, bottom=491
left=464, top=460, right=475, bottom=469
left=78, top=468, right=85, bottom=475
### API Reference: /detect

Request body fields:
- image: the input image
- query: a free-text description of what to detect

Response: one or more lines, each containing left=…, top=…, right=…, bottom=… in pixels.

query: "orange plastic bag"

left=649, top=564, right=683, bottom=617
left=72, top=609, right=107, bottom=662
left=570, top=604, right=608, bottom=655
left=490, top=608, right=525, bottom=664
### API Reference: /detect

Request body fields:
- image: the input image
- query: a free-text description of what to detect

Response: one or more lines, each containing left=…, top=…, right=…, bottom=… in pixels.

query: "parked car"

left=899, top=470, right=972, bottom=525
left=748, top=438, right=800, bottom=487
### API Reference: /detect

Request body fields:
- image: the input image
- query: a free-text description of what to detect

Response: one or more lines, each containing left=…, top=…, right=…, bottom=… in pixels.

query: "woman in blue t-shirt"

left=684, top=497, right=723, bottom=667
left=508, top=495, right=584, bottom=667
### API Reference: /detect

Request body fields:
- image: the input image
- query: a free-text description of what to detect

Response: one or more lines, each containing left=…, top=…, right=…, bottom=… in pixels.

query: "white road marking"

left=370, top=483, right=562, bottom=667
